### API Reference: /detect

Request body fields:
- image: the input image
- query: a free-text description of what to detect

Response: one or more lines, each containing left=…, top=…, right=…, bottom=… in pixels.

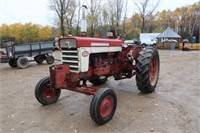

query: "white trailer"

left=140, top=33, right=160, bottom=46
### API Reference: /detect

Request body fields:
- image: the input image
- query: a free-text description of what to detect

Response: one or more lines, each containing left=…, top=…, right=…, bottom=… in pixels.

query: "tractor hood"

left=59, top=37, right=123, bottom=48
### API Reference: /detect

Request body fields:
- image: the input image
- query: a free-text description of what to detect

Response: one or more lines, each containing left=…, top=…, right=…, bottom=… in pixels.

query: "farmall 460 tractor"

left=35, top=5, right=159, bottom=125
left=35, top=36, right=160, bottom=125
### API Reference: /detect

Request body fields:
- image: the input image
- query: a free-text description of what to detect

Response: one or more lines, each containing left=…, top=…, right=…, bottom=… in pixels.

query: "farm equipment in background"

left=5, top=42, right=55, bottom=69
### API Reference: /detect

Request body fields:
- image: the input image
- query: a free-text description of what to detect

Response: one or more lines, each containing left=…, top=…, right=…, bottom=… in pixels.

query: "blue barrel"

left=170, top=43, right=176, bottom=49
left=192, top=36, right=196, bottom=43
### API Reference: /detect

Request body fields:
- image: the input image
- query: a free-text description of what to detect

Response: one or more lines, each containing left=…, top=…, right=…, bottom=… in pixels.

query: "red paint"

left=150, top=56, right=157, bottom=84
left=93, top=66, right=110, bottom=76
left=100, top=95, right=114, bottom=118
left=66, top=73, right=80, bottom=88
left=50, top=64, right=70, bottom=89
left=63, top=86, right=98, bottom=95
left=50, top=38, right=143, bottom=95
left=59, top=37, right=123, bottom=47
left=49, top=46, right=142, bottom=94
left=42, top=82, right=57, bottom=100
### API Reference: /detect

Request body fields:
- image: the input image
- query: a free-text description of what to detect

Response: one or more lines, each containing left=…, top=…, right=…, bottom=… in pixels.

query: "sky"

left=1, top=0, right=199, bottom=26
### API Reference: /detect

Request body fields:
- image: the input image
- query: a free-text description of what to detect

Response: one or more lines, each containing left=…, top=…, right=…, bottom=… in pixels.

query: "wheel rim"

left=150, top=56, right=158, bottom=86
left=49, top=58, right=53, bottom=63
left=20, top=59, right=27, bottom=66
left=47, top=57, right=53, bottom=64
left=37, top=57, right=43, bottom=63
left=42, top=82, right=57, bottom=100
left=100, top=95, right=114, bottom=118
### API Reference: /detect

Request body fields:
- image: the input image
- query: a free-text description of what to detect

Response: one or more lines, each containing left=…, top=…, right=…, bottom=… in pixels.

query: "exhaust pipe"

left=81, top=5, right=87, bottom=36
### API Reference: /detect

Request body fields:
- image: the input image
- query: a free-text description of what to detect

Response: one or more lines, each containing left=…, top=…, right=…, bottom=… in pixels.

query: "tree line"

left=49, top=0, right=200, bottom=41
left=0, top=23, right=57, bottom=47
left=0, top=0, right=199, bottom=46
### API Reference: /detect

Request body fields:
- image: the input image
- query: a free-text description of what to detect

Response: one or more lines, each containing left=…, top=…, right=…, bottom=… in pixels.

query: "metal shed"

left=157, top=27, right=181, bottom=39
left=157, top=27, right=181, bottom=49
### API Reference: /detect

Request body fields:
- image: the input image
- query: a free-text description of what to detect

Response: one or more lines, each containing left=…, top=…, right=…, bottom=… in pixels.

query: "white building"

left=140, top=33, right=160, bottom=45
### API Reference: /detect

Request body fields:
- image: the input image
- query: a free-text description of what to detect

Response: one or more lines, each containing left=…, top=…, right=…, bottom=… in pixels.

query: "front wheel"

left=35, top=76, right=61, bottom=105
left=90, top=88, right=117, bottom=125
left=136, top=46, right=160, bottom=93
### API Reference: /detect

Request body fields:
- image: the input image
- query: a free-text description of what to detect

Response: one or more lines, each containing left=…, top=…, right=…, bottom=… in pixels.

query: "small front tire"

left=35, top=76, right=61, bottom=105
left=90, top=88, right=117, bottom=125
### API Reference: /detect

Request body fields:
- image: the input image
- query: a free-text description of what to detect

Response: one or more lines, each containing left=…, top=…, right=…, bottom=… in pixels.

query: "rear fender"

left=132, top=46, right=142, bottom=60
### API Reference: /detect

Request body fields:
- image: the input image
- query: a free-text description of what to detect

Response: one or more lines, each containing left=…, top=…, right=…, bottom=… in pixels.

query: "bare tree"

left=123, top=0, right=128, bottom=31
left=108, top=0, right=124, bottom=28
left=101, top=0, right=124, bottom=29
left=50, top=0, right=73, bottom=36
left=87, top=0, right=102, bottom=37
left=101, top=7, right=111, bottom=30
left=115, top=0, right=124, bottom=28
left=133, top=0, right=160, bottom=33
left=189, top=2, right=200, bottom=39
left=106, top=0, right=117, bottom=28
left=75, top=0, right=82, bottom=36
left=65, top=0, right=76, bottom=34
left=196, top=1, right=200, bottom=43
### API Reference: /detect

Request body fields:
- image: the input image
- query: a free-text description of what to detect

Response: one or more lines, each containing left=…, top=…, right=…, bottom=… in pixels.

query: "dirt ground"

left=0, top=50, right=200, bottom=133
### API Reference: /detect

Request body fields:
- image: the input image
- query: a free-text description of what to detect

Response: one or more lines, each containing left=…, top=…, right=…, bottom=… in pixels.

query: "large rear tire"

left=136, top=46, right=160, bottom=93
left=90, top=88, right=117, bottom=125
left=35, top=76, right=61, bottom=105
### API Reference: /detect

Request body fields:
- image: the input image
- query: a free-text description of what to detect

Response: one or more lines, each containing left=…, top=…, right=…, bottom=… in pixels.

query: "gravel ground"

left=0, top=50, right=200, bottom=133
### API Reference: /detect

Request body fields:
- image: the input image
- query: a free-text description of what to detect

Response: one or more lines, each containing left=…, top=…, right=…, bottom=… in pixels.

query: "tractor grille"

left=61, top=48, right=79, bottom=72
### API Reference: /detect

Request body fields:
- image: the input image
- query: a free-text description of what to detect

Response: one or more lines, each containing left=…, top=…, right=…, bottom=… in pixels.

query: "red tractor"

left=35, top=36, right=160, bottom=125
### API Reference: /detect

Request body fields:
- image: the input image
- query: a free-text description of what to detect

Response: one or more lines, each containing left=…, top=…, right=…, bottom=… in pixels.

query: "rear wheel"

left=34, top=55, right=44, bottom=64
left=17, top=57, right=29, bottom=69
left=90, top=88, right=117, bottom=125
left=89, top=76, right=108, bottom=86
left=46, top=55, right=54, bottom=64
left=8, top=59, right=17, bottom=68
left=35, top=76, right=61, bottom=105
left=136, top=46, right=160, bottom=93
